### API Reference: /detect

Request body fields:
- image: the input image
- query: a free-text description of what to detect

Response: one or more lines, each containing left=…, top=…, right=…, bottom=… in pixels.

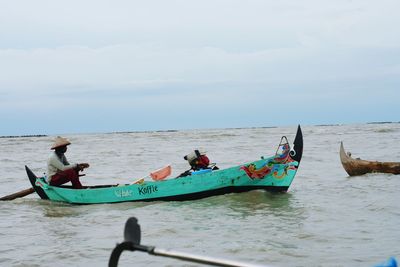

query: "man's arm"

left=49, top=154, right=77, bottom=172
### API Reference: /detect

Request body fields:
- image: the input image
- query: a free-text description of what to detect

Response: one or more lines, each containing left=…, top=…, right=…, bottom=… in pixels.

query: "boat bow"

left=25, top=165, right=49, bottom=199
left=290, top=125, right=303, bottom=164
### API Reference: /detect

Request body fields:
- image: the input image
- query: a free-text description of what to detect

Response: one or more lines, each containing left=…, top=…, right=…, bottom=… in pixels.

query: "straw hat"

left=51, top=136, right=71, bottom=150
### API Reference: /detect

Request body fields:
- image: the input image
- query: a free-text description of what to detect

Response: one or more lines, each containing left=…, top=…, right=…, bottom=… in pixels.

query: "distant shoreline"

left=0, top=134, right=47, bottom=139
left=1, top=121, right=399, bottom=138
left=366, top=121, right=396, bottom=124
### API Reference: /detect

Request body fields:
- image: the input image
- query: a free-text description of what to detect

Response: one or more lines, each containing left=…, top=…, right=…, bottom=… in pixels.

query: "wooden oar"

left=109, top=217, right=269, bottom=267
left=0, top=188, right=35, bottom=201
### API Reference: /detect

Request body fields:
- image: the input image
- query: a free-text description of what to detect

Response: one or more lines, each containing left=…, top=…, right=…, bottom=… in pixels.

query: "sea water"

left=0, top=123, right=399, bottom=267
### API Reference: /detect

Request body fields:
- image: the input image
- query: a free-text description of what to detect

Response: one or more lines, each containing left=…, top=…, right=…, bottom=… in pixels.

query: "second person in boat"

left=178, top=150, right=219, bottom=177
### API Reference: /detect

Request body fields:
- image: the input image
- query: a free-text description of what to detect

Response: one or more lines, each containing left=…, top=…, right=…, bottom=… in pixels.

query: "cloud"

left=1, top=44, right=398, bottom=94
left=0, top=0, right=399, bottom=135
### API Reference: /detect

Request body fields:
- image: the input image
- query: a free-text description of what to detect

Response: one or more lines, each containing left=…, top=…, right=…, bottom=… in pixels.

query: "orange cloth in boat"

left=150, top=165, right=172, bottom=181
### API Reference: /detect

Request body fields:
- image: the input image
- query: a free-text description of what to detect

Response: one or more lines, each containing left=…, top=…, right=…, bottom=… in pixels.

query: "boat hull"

left=340, top=142, right=400, bottom=176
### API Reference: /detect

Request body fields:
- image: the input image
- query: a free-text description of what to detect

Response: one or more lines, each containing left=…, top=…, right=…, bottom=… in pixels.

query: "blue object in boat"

left=374, top=257, right=398, bottom=267
left=191, top=169, right=212, bottom=175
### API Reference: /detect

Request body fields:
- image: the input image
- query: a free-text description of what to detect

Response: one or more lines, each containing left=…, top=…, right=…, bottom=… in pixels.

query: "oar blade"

left=124, top=217, right=141, bottom=245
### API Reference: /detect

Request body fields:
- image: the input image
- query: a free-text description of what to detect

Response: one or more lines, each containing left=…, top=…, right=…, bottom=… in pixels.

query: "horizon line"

left=1, top=121, right=399, bottom=138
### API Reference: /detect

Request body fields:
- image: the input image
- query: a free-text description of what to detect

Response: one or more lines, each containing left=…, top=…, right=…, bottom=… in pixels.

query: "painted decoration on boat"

left=272, top=165, right=297, bottom=179
left=274, top=143, right=290, bottom=163
left=240, top=163, right=274, bottom=179
left=35, top=179, right=48, bottom=189
left=241, top=143, right=296, bottom=180
left=240, top=160, right=296, bottom=180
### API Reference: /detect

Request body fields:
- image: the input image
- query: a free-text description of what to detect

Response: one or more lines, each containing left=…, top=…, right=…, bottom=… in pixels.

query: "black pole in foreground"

left=109, top=217, right=270, bottom=267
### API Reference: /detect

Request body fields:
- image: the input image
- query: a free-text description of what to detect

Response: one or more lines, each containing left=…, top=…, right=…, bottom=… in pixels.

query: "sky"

left=0, top=0, right=399, bottom=135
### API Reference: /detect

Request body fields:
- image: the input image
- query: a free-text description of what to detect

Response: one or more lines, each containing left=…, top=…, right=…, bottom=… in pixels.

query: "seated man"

left=178, top=150, right=219, bottom=177
left=47, top=136, right=89, bottom=189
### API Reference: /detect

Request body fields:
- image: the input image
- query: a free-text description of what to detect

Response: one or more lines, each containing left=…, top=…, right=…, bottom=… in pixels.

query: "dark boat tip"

left=25, top=165, right=49, bottom=200
left=290, top=125, right=303, bottom=163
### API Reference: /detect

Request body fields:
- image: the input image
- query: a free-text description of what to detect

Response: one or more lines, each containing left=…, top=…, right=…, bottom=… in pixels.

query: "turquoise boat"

left=25, top=126, right=303, bottom=205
